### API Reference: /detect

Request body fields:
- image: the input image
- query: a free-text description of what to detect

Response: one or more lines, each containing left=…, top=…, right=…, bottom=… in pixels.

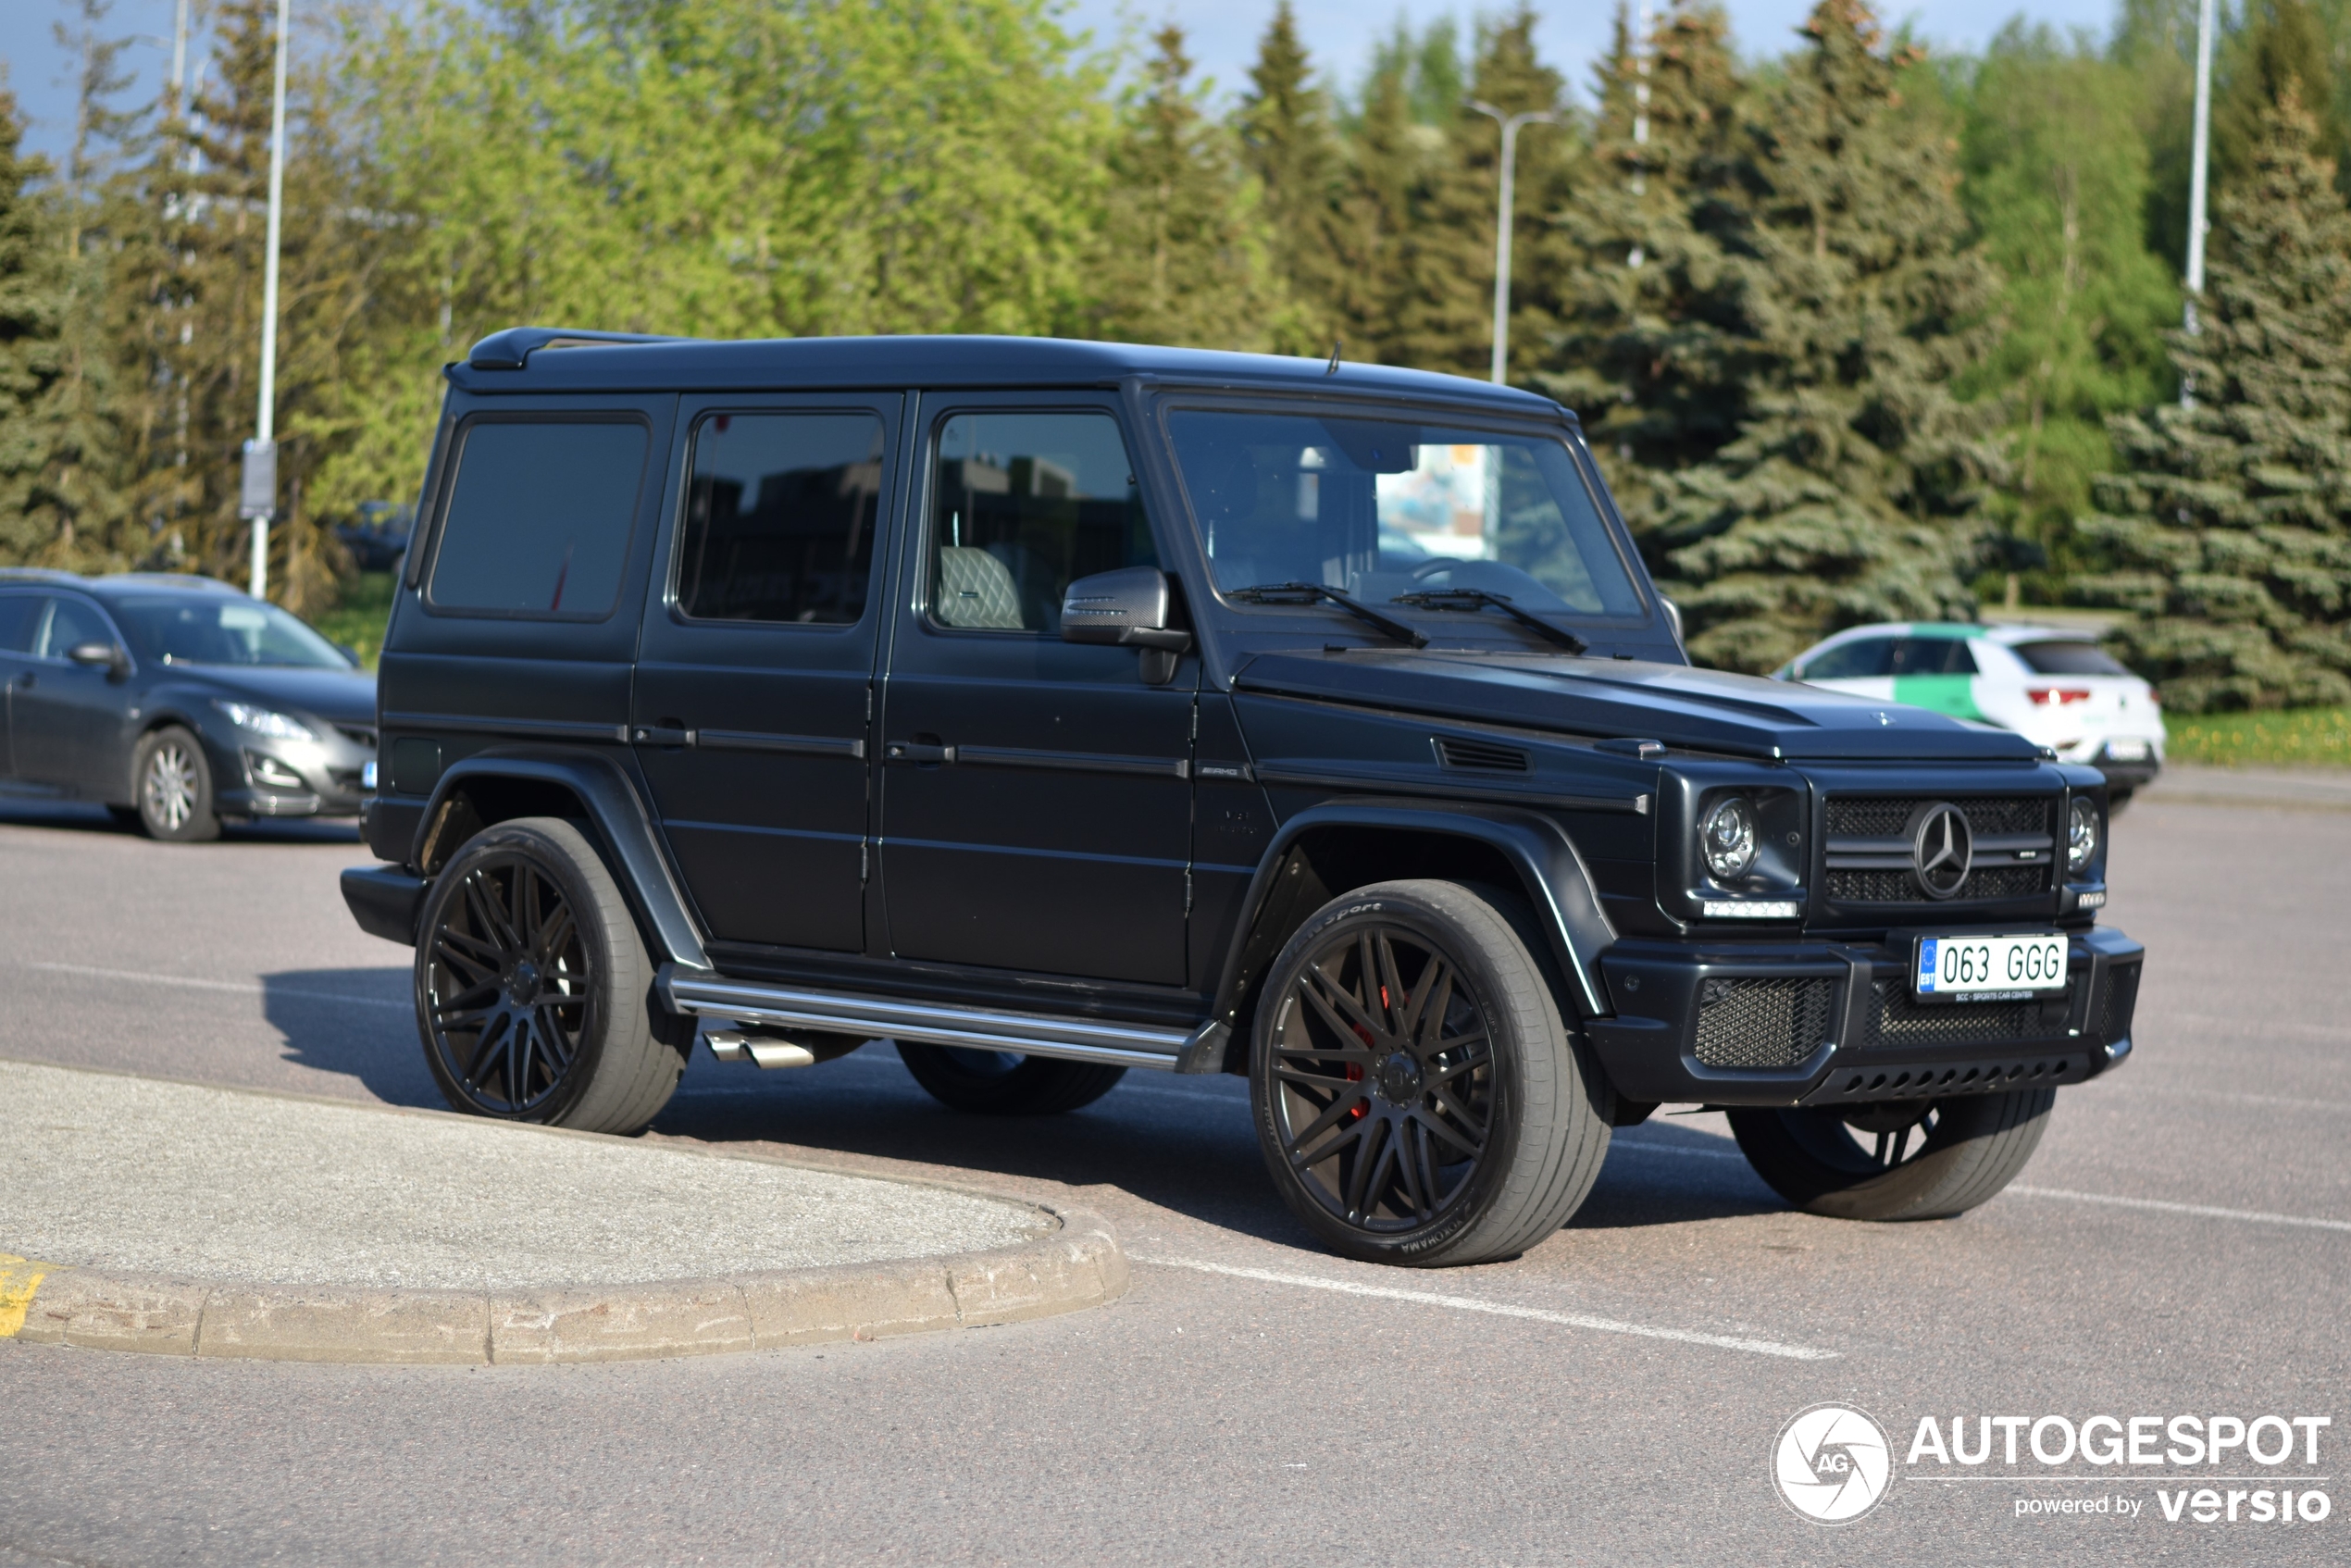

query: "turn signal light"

left=2028, top=687, right=2092, bottom=705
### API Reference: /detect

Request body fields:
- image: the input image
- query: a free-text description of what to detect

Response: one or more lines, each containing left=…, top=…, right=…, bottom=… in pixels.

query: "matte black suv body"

left=344, top=329, right=2142, bottom=1265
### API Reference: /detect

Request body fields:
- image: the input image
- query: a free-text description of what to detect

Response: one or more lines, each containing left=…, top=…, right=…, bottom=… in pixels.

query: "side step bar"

left=658, top=966, right=1231, bottom=1074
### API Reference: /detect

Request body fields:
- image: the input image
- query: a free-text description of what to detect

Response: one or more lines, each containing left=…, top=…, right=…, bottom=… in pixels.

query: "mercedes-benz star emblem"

left=1912, top=803, right=1973, bottom=898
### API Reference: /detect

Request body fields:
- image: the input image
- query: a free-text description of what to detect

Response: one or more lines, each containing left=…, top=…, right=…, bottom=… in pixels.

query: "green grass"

left=313, top=571, right=397, bottom=671
left=2163, top=706, right=2351, bottom=768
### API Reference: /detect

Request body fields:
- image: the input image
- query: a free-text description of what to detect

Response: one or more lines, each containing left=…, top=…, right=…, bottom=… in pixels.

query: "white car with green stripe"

left=1775, top=623, right=2166, bottom=798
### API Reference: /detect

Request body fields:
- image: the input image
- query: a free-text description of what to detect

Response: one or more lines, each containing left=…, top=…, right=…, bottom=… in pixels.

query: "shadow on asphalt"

left=0, top=795, right=363, bottom=844
left=261, top=966, right=442, bottom=1107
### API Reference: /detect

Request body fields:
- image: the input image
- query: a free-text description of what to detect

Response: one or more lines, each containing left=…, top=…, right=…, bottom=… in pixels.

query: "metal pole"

left=168, top=0, right=189, bottom=117
left=1469, top=101, right=1557, bottom=385
left=2183, top=0, right=2215, bottom=404
left=251, top=0, right=291, bottom=599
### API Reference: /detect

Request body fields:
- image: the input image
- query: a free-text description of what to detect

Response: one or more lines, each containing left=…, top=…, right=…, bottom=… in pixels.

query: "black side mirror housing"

left=1061, top=566, right=1192, bottom=685
left=68, top=641, right=130, bottom=679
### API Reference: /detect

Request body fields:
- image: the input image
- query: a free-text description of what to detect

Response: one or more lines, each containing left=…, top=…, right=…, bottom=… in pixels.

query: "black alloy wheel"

left=415, top=816, right=686, bottom=1133
left=1728, top=1088, right=2057, bottom=1221
left=1250, top=880, right=1612, bottom=1267
left=895, top=1043, right=1126, bottom=1114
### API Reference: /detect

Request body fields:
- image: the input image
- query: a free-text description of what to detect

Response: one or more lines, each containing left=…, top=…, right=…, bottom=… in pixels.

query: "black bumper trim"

left=342, top=865, right=426, bottom=946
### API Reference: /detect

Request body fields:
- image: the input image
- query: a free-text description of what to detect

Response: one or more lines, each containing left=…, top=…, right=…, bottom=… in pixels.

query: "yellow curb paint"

left=0, top=1252, right=52, bottom=1338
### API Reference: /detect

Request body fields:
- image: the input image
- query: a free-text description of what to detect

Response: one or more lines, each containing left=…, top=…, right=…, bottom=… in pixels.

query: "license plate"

left=1914, top=934, right=2069, bottom=1000
left=2106, top=739, right=2149, bottom=762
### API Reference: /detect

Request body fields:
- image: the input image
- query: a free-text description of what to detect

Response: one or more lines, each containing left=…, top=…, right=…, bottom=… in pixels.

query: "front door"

left=631, top=397, right=899, bottom=953
left=877, top=397, right=1197, bottom=986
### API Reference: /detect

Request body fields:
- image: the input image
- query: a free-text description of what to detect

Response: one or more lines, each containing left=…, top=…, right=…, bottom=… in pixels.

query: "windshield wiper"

left=1389, top=588, right=1588, bottom=654
left=1227, top=581, right=1429, bottom=648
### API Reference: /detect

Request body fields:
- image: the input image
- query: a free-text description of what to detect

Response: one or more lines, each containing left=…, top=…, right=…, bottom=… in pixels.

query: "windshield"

left=1166, top=409, right=1648, bottom=619
left=113, top=596, right=353, bottom=669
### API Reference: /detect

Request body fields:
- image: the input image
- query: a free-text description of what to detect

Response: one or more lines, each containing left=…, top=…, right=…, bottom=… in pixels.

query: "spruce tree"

left=0, top=90, right=67, bottom=566
left=1323, top=58, right=1420, bottom=367
left=1543, top=2, right=1749, bottom=539
left=1091, top=26, right=1272, bottom=352
left=1648, top=0, right=1999, bottom=674
left=1238, top=3, right=1344, bottom=355
left=2076, top=88, right=2351, bottom=712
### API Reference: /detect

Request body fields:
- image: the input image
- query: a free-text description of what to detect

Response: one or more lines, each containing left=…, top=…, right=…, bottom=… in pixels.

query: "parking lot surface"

left=1, top=794, right=2344, bottom=1564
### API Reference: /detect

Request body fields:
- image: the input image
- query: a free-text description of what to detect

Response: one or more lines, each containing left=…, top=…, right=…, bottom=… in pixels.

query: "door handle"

left=629, top=725, right=692, bottom=747
left=16, top=673, right=31, bottom=691
left=883, top=740, right=954, bottom=765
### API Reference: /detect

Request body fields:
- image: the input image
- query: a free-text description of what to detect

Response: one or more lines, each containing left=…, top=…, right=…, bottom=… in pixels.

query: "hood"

left=165, top=664, right=379, bottom=728
left=1229, top=651, right=2039, bottom=763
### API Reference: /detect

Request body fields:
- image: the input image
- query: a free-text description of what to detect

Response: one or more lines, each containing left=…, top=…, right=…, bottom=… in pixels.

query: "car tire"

left=414, top=815, right=687, bottom=1135
left=1726, top=1089, right=2055, bottom=1221
left=132, top=726, right=220, bottom=842
left=1248, top=879, right=1614, bottom=1267
left=895, top=1044, right=1126, bottom=1114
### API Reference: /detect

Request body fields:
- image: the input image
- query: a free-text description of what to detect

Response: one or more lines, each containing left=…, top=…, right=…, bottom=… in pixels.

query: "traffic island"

left=0, top=1059, right=1126, bottom=1364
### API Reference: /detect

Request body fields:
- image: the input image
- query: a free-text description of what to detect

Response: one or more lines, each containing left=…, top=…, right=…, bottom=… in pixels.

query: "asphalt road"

left=1, top=794, right=2344, bottom=1565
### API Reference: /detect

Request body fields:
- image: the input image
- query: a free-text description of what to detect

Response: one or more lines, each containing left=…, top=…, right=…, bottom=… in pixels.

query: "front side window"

left=112, top=596, right=350, bottom=668
left=35, top=597, right=115, bottom=658
left=928, top=412, right=1157, bottom=633
left=678, top=412, right=884, bottom=625
left=1888, top=637, right=1978, bottom=676
left=429, top=418, right=650, bottom=617
left=1167, top=409, right=1647, bottom=618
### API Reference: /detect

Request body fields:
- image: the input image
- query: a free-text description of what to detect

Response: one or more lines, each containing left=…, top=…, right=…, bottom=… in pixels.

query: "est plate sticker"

left=1915, top=934, right=2068, bottom=1000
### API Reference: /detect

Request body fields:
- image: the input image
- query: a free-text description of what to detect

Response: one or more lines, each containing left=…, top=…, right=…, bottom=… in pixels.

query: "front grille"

left=1825, top=864, right=2050, bottom=903
left=2096, top=964, right=2142, bottom=1039
left=1693, top=977, right=1837, bottom=1069
left=1826, top=796, right=2053, bottom=838
left=1960, top=864, right=2050, bottom=898
left=1432, top=737, right=1529, bottom=773
left=1864, top=981, right=2068, bottom=1048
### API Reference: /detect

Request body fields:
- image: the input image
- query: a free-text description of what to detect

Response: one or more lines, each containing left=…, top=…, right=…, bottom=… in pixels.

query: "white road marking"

left=22, top=961, right=408, bottom=1010
left=1133, top=1253, right=1839, bottom=1362
left=2006, top=1186, right=2351, bottom=1234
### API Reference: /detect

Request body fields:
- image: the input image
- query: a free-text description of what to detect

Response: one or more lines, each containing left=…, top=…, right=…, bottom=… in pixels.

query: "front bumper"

left=1585, top=926, right=2142, bottom=1108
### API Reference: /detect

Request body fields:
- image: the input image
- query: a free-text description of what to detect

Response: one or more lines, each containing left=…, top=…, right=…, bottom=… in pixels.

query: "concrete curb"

left=0, top=1209, right=1128, bottom=1366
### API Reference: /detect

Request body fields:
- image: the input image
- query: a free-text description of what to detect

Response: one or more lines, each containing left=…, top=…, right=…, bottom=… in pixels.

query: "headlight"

left=215, top=701, right=312, bottom=741
left=1698, top=795, right=1759, bottom=881
left=2067, top=797, right=2099, bottom=874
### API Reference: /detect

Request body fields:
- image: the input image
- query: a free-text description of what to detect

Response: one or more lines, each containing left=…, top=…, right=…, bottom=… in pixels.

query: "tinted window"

left=36, top=597, right=115, bottom=658
left=112, top=596, right=351, bottom=668
left=928, top=412, right=1156, bottom=633
left=2013, top=640, right=2130, bottom=677
left=678, top=413, right=883, bottom=625
left=1167, top=410, right=1646, bottom=617
left=1799, top=637, right=1892, bottom=679
left=429, top=419, right=649, bottom=616
left=0, top=593, right=39, bottom=652
left=1889, top=637, right=1978, bottom=676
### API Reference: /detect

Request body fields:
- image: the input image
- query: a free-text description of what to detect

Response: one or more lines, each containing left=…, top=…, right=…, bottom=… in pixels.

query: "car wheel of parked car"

left=1726, top=1089, right=2055, bottom=1221
left=895, top=1044, right=1126, bottom=1114
left=132, top=726, right=220, bottom=842
left=1250, top=879, right=1614, bottom=1267
left=414, top=816, right=686, bottom=1135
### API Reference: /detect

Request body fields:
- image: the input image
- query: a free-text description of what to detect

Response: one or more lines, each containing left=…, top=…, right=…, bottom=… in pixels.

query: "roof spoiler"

left=465, top=327, right=688, bottom=370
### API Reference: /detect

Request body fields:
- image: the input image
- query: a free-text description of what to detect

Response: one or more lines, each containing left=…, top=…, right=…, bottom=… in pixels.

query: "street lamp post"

left=2182, top=0, right=2215, bottom=406
left=1469, top=100, right=1557, bottom=386
left=243, top=0, right=292, bottom=599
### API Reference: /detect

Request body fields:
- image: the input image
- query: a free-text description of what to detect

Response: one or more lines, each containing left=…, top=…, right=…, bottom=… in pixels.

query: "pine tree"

left=2217, top=1, right=2349, bottom=202
left=0, top=90, right=68, bottom=565
left=1088, top=25, right=1273, bottom=351
left=1320, top=57, right=1420, bottom=366
left=1648, top=0, right=2001, bottom=674
left=2076, top=88, right=2351, bottom=712
left=1238, top=3, right=1344, bottom=355
left=1543, top=3, right=1750, bottom=541
left=1391, top=6, right=1575, bottom=381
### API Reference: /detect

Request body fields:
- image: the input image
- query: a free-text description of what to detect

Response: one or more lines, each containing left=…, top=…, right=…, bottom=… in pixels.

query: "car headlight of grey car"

left=213, top=700, right=314, bottom=742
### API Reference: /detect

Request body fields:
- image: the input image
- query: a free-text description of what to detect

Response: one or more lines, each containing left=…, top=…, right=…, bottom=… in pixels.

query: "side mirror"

left=1658, top=596, right=1686, bottom=651
left=68, top=641, right=129, bottom=678
left=336, top=641, right=362, bottom=667
left=1062, top=566, right=1191, bottom=685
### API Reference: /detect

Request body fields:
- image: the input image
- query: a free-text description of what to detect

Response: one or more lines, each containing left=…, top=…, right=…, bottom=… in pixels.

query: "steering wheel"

left=1409, top=557, right=1467, bottom=581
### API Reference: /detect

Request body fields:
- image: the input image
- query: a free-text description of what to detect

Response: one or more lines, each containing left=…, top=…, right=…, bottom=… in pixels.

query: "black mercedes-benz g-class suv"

left=342, top=328, right=2142, bottom=1267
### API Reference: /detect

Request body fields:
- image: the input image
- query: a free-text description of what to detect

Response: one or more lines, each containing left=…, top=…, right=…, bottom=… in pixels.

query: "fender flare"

left=1206, top=799, right=1619, bottom=1058
left=411, top=747, right=712, bottom=974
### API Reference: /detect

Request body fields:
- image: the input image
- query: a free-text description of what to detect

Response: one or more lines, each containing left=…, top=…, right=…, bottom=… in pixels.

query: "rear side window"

left=0, top=593, right=39, bottom=652
left=928, top=412, right=1158, bottom=633
left=678, top=412, right=884, bottom=625
left=1801, top=637, right=1893, bottom=679
left=1888, top=637, right=1977, bottom=676
left=428, top=419, right=650, bottom=617
left=2013, top=640, right=2131, bottom=677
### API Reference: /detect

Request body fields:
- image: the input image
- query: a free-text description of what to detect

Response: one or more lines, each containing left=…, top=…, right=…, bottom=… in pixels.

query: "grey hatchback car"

left=0, top=570, right=379, bottom=840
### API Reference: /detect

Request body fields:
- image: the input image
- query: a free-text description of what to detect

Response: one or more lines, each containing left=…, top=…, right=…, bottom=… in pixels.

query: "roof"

left=450, top=328, right=1573, bottom=419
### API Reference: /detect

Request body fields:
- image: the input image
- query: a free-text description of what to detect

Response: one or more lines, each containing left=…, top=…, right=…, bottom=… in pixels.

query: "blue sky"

left=4, top=0, right=2126, bottom=164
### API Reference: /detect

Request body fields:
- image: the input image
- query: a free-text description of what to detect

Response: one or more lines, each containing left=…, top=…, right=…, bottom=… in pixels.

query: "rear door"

left=10, top=593, right=126, bottom=791
left=630, top=396, right=900, bottom=954
left=0, top=590, right=43, bottom=777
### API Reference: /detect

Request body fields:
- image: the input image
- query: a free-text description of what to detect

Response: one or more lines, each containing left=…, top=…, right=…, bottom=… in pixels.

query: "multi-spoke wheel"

left=415, top=816, right=687, bottom=1134
left=1727, top=1089, right=2057, bottom=1221
left=896, top=1044, right=1126, bottom=1114
left=1250, top=879, right=1613, bottom=1266
left=131, top=726, right=219, bottom=841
